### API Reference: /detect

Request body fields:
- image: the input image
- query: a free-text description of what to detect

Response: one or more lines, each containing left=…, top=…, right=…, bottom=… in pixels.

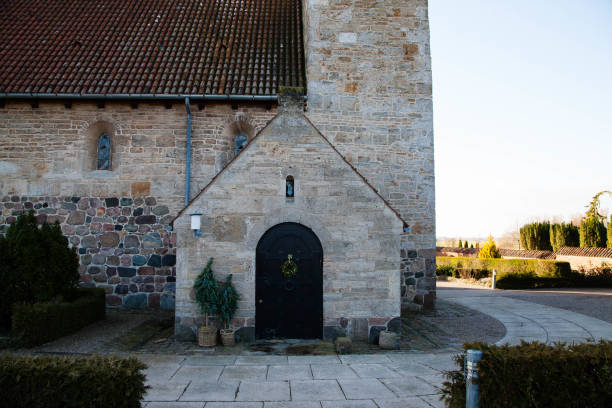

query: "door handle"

left=258, top=299, right=263, bottom=304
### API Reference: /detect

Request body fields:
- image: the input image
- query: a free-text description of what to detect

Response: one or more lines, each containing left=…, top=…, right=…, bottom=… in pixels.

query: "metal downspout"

left=185, top=97, right=192, bottom=206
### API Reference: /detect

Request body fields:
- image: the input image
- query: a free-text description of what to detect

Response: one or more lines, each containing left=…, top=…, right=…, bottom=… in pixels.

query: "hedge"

left=441, top=341, right=612, bottom=408
left=437, top=257, right=612, bottom=289
left=436, top=257, right=571, bottom=279
left=12, top=287, right=106, bottom=347
left=0, top=354, right=147, bottom=408
left=495, top=269, right=612, bottom=289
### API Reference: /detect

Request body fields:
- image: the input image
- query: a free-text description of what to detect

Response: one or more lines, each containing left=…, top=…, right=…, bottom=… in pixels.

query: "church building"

left=0, top=0, right=435, bottom=342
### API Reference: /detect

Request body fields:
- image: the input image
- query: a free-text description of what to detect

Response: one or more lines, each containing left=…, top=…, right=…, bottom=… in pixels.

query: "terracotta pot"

left=198, top=326, right=217, bottom=347
left=220, top=329, right=235, bottom=346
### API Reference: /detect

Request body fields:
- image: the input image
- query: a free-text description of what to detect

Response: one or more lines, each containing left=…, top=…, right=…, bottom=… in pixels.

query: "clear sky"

left=429, top=0, right=612, bottom=239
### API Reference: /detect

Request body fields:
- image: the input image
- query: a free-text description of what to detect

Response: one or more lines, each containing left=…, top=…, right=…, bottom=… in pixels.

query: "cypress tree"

left=458, top=239, right=462, bottom=249
left=519, top=222, right=552, bottom=250
left=478, top=235, right=501, bottom=259
left=550, top=222, right=580, bottom=251
left=580, top=218, right=607, bottom=248
left=580, top=191, right=611, bottom=248
left=609, top=216, right=612, bottom=248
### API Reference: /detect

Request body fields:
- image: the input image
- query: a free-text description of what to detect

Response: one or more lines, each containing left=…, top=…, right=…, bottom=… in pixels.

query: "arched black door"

left=256, top=223, right=323, bottom=339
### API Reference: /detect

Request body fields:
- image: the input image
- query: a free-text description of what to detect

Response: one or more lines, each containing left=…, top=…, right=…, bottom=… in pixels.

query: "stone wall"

left=555, top=255, right=612, bottom=272
left=0, top=194, right=177, bottom=308
left=303, top=0, right=436, bottom=307
left=174, top=99, right=404, bottom=341
left=0, top=101, right=276, bottom=307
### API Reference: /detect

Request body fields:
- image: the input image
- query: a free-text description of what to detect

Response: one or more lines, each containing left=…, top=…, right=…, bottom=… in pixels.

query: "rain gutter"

left=0, top=93, right=281, bottom=102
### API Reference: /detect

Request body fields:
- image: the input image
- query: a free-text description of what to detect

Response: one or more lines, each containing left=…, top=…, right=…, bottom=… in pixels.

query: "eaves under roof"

left=0, top=0, right=305, bottom=99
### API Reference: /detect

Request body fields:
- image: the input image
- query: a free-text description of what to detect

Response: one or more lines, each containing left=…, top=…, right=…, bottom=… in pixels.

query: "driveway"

left=438, top=281, right=612, bottom=345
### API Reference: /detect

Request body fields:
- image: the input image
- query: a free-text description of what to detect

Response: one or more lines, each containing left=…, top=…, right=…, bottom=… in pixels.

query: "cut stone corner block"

left=323, top=316, right=401, bottom=344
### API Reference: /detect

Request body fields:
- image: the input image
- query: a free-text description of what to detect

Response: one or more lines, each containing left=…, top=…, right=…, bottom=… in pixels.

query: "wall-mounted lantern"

left=190, top=213, right=202, bottom=237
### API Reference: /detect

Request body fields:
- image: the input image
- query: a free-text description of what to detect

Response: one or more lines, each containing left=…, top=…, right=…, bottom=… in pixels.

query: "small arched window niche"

left=97, top=133, right=111, bottom=170
left=84, top=120, right=116, bottom=174
left=286, top=176, right=295, bottom=198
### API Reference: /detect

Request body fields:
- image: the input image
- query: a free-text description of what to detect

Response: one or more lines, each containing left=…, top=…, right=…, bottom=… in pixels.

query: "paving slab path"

left=140, top=353, right=449, bottom=408
left=139, top=284, right=612, bottom=407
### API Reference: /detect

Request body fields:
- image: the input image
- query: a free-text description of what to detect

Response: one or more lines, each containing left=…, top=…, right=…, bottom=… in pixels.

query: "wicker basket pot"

left=220, top=329, right=235, bottom=347
left=198, top=326, right=217, bottom=347
left=378, top=330, right=399, bottom=350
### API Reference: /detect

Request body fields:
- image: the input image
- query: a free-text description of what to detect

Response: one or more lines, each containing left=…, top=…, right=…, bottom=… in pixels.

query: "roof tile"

left=556, top=247, right=612, bottom=259
left=0, top=0, right=305, bottom=96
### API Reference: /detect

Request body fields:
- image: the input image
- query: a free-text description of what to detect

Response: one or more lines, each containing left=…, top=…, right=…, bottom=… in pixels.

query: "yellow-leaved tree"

left=478, top=235, right=501, bottom=259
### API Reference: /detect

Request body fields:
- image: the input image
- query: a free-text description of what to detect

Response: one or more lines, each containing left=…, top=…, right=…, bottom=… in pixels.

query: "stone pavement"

left=139, top=285, right=612, bottom=407
left=140, top=353, right=450, bottom=408
left=438, top=282, right=612, bottom=345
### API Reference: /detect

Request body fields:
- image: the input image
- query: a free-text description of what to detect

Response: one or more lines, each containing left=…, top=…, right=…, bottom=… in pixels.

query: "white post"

left=492, top=269, right=497, bottom=289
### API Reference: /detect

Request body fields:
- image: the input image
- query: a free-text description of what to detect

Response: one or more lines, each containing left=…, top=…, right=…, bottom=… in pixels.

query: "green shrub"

left=580, top=217, right=607, bottom=248
left=12, top=288, right=106, bottom=347
left=194, top=257, right=219, bottom=327
left=441, top=341, right=612, bottom=408
left=218, top=274, right=239, bottom=329
left=520, top=222, right=552, bottom=250
left=0, top=354, right=147, bottom=408
left=0, top=211, right=79, bottom=326
left=436, top=264, right=456, bottom=277
left=550, top=222, right=580, bottom=251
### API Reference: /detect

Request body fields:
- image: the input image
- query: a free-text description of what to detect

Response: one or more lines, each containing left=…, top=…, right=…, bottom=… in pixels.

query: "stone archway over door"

left=256, top=223, right=323, bottom=339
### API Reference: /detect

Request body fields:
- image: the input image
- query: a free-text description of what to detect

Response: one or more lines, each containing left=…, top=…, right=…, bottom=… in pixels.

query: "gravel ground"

left=6, top=301, right=505, bottom=355
left=437, top=280, right=612, bottom=324
left=412, top=299, right=506, bottom=345
left=15, top=309, right=166, bottom=355
left=3, top=282, right=516, bottom=355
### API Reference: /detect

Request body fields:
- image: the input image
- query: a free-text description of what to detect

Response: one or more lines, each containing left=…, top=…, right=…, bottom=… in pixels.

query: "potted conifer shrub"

left=193, top=258, right=219, bottom=347
left=218, top=274, right=239, bottom=346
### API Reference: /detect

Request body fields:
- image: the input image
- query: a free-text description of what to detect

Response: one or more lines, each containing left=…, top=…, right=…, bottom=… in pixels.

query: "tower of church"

left=303, top=0, right=436, bottom=306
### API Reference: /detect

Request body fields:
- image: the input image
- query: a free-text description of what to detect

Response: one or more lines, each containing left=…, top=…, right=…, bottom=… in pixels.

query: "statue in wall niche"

left=234, top=133, right=247, bottom=156
left=97, top=133, right=111, bottom=170
left=286, top=176, right=294, bottom=198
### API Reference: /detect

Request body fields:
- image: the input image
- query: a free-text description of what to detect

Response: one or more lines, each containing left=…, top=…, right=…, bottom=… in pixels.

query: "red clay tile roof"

left=556, top=247, right=612, bottom=258
left=0, top=0, right=305, bottom=96
left=499, top=249, right=555, bottom=259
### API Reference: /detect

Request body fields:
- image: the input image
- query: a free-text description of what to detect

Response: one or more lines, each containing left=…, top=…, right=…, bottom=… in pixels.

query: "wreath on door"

left=281, top=254, right=298, bottom=278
